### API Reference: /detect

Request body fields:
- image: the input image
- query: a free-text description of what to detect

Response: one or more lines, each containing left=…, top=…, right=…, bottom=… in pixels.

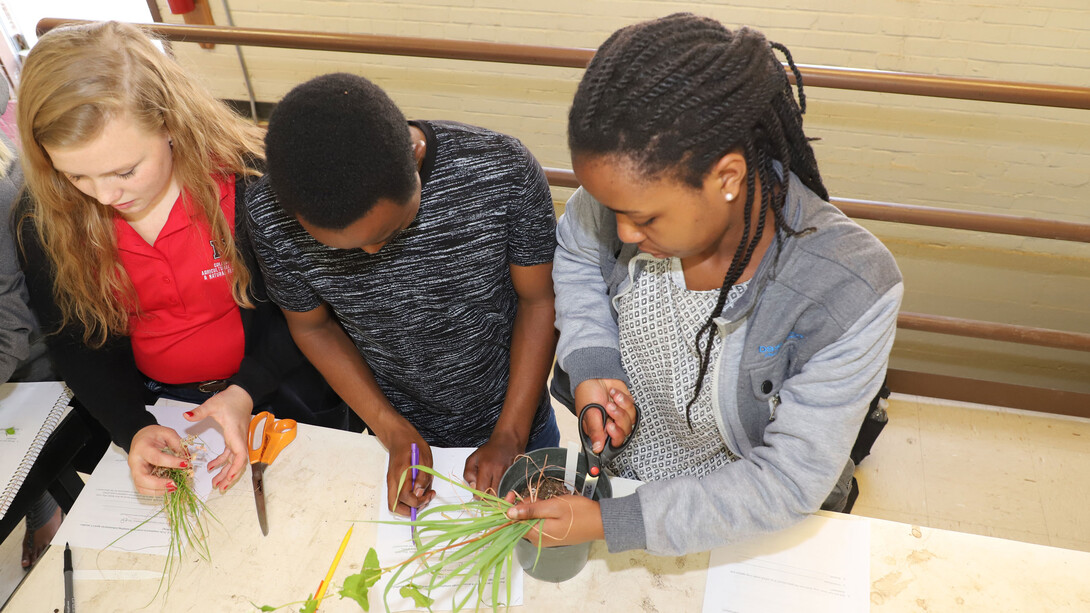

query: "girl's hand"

left=504, top=492, right=604, bottom=547
left=183, top=385, right=254, bottom=492
left=574, top=379, right=636, bottom=453
left=128, top=425, right=186, bottom=495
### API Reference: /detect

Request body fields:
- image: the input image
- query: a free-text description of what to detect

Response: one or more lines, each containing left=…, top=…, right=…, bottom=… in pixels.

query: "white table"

left=9, top=424, right=1090, bottom=611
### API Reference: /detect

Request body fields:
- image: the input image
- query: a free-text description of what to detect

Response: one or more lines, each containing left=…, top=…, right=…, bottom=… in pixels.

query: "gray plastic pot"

left=498, top=446, right=611, bottom=583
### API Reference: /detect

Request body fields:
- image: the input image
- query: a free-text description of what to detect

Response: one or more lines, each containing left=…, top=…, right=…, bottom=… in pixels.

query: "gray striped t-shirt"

left=245, top=120, right=557, bottom=446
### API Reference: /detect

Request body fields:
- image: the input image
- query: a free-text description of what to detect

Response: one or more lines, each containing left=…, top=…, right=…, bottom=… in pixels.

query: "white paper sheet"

left=51, top=445, right=170, bottom=554
left=610, top=476, right=641, bottom=498
left=52, top=399, right=225, bottom=554
left=702, top=513, right=870, bottom=613
left=374, top=447, right=524, bottom=611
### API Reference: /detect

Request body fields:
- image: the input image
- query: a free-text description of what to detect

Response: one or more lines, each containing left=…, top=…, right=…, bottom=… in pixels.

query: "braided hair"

left=569, top=13, right=827, bottom=426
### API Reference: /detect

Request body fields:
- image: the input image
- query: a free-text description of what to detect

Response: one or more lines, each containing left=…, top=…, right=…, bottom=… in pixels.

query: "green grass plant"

left=368, top=464, right=546, bottom=613
left=254, top=461, right=572, bottom=613
left=154, top=439, right=214, bottom=570
left=105, top=435, right=217, bottom=602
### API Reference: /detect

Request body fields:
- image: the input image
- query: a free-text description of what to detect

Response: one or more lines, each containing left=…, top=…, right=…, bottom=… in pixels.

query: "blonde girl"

left=17, top=21, right=329, bottom=495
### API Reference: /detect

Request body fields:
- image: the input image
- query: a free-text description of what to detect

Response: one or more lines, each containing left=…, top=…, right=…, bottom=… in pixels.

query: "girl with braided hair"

left=507, top=14, right=902, bottom=555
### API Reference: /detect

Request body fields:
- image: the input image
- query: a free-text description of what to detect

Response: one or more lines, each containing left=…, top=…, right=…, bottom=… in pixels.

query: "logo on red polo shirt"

left=201, top=239, right=233, bottom=281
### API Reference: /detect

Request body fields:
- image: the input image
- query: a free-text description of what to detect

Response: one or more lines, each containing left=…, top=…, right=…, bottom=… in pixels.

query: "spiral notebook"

left=0, top=381, right=72, bottom=521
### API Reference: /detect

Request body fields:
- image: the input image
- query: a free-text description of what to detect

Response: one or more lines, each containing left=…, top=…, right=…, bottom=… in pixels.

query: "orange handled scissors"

left=248, top=411, right=297, bottom=536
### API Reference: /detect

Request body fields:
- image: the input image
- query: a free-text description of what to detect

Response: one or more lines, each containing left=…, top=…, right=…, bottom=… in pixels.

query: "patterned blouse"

left=613, top=255, right=746, bottom=481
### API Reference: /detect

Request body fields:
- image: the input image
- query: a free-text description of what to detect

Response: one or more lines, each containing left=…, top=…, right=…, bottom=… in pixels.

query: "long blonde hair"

left=17, top=21, right=264, bottom=347
left=0, top=140, right=11, bottom=176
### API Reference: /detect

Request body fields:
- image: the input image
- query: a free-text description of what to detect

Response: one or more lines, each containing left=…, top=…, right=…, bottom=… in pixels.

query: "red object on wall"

left=166, top=0, right=196, bottom=14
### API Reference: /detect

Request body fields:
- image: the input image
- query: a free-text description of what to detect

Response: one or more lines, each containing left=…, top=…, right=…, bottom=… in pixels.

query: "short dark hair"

left=265, top=72, right=416, bottom=229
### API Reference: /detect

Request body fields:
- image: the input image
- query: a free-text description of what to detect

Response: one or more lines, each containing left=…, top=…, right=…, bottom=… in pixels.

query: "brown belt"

left=167, top=379, right=231, bottom=393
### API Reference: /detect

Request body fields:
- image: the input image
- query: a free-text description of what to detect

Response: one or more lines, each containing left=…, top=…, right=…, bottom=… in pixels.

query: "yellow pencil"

left=314, top=525, right=353, bottom=611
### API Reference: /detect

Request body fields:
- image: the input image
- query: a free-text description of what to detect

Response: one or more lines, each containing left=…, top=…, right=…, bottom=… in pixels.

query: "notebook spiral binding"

left=0, top=385, right=72, bottom=519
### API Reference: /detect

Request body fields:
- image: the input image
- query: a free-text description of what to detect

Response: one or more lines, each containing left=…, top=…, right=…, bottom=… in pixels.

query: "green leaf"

left=248, top=603, right=277, bottom=612
left=362, top=547, right=382, bottom=586
left=299, top=595, right=319, bottom=613
left=400, top=584, right=434, bottom=608
left=3, top=427, right=14, bottom=435
left=339, top=577, right=370, bottom=611
left=339, top=548, right=383, bottom=610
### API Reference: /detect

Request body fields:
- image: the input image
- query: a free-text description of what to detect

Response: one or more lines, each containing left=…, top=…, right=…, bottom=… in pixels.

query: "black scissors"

left=578, top=402, right=640, bottom=499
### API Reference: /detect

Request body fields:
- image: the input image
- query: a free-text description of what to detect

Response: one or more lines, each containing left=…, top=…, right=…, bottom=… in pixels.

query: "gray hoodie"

left=552, top=173, right=903, bottom=555
left=1, top=87, right=52, bottom=384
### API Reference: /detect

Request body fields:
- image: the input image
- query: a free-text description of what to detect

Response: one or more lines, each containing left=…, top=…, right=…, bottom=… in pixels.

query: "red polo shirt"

left=115, top=177, right=245, bottom=384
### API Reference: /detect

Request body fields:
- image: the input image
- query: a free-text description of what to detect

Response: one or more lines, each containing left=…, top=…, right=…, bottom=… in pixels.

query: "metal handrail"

left=34, top=18, right=1090, bottom=355
left=543, top=169, right=1090, bottom=243
left=897, top=313, right=1090, bottom=353
left=36, top=19, right=1090, bottom=110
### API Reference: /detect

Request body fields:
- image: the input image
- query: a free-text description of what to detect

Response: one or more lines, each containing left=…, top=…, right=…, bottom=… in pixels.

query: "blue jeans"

left=525, top=407, right=560, bottom=451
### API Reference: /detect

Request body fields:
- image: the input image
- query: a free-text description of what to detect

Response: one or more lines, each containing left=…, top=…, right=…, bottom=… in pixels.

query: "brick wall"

left=156, top=1, right=1090, bottom=398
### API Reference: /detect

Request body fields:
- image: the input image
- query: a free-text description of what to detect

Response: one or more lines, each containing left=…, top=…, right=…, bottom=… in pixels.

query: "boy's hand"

left=574, top=379, right=636, bottom=453
left=385, top=426, right=435, bottom=516
left=464, top=431, right=523, bottom=496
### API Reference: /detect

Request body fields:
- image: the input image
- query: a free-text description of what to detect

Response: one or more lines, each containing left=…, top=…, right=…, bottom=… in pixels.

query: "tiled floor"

left=851, top=394, right=1090, bottom=553
left=3, top=393, right=1088, bottom=607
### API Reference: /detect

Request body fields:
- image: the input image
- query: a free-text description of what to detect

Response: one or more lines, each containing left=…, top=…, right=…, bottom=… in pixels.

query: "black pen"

left=64, top=542, right=74, bottom=613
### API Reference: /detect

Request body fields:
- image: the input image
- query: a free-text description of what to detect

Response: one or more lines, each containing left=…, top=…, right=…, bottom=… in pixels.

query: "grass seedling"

left=254, top=458, right=578, bottom=613
left=373, top=466, right=534, bottom=612
left=154, top=436, right=215, bottom=576
left=104, top=435, right=218, bottom=602
left=370, top=459, right=586, bottom=613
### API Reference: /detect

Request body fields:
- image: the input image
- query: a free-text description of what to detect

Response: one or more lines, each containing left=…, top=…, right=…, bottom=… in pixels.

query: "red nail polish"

left=183, top=411, right=194, bottom=418
left=167, top=483, right=177, bottom=492
left=179, top=461, right=188, bottom=468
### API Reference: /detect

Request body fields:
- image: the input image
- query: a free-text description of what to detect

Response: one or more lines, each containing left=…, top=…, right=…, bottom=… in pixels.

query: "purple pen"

left=410, top=443, right=419, bottom=530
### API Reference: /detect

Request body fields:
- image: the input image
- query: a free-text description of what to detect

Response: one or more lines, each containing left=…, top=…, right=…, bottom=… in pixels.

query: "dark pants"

left=145, top=363, right=349, bottom=430
left=526, top=407, right=561, bottom=451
